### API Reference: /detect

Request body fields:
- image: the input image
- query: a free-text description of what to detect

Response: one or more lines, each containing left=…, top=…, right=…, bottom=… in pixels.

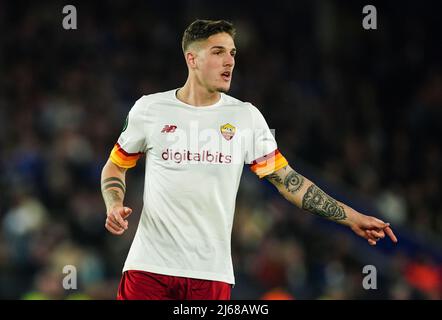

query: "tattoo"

left=266, top=167, right=305, bottom=195
left=284, top=170, right=304, bottom=194
left=101, top=177, right=126, bottom=210
left=102, top=189, right=122, bottom=209
left=102, top=182, right=125, bottom=194
left=101, top=177, right=126, bottom=193
left=266, top=172, right=283, bottom=185
left=302, top=184, right=347, bottom=221
left=102, top=177, right=125, bottom=188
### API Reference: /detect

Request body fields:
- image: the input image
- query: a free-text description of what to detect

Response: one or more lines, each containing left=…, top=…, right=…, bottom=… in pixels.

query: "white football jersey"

left=109, top=89, right=288, bottom=284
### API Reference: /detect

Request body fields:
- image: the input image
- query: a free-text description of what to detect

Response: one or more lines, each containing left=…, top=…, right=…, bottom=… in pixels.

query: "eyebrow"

left=210, top=46, right=237, bottom=52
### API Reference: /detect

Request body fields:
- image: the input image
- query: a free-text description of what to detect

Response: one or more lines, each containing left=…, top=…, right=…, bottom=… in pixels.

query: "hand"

left=349, top=213, right=398, bottom=246
left=105, top=206, right=132, bottom=235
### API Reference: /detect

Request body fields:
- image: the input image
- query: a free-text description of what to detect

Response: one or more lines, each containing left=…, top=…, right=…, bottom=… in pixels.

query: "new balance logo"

left=161, top=125, right=177, bottom=133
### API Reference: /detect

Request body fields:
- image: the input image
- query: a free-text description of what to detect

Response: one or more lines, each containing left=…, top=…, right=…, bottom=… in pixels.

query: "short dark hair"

left=182, top=19, right=236, bottom=52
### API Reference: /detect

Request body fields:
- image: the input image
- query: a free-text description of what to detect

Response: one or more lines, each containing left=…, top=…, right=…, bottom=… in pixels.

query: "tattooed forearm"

left=302, top=184, right=347, bottom=221
left=284, top=170, right=304, bottom=194
left=101, top=177, right=125, bottom=210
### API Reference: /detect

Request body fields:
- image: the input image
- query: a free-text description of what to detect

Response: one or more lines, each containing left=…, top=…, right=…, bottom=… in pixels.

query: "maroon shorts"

left=117, top=270, right=232, bottom=300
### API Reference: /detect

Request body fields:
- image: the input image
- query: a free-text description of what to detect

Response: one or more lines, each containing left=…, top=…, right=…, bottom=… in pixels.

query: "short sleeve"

left=245, top=104, right=288, bottom=178
left=109, top=98, right=147, bottom=168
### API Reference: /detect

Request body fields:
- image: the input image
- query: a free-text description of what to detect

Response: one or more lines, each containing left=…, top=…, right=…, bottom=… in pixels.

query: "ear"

left=185, top=51, right=198, bottom=69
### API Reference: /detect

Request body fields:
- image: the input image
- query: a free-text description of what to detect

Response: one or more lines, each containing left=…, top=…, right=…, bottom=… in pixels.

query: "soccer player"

left=101, top=19, right=397, bottom=300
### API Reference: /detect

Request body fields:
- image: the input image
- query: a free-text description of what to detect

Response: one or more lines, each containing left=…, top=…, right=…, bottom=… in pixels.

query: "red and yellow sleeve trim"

left=109, top=143, right=143, bottom=168
left=249, top=149, right=288, bottom=178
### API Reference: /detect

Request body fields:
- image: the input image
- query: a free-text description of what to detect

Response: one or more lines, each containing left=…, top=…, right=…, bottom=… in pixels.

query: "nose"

left=224, top=54, right=234, bottom=67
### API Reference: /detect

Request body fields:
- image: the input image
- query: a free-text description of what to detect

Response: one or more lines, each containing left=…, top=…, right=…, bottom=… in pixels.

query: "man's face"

left=189, top=32, right=236, bottom=93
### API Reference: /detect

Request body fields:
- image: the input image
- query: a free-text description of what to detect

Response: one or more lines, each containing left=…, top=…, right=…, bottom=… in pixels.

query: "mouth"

left=221, top=71, right=231, bottom=82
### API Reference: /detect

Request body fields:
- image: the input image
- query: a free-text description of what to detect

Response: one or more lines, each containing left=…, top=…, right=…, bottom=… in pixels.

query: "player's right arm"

left=101, top=97, right=147, bottom=235
left=101, top=159, right=132, bottom=235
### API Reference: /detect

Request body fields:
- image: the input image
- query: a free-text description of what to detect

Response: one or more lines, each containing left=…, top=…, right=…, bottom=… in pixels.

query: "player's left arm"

left=265, top=164, right=398, bottom=246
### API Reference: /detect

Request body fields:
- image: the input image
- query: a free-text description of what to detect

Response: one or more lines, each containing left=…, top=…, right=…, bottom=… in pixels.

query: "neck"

left=176, top=78, right=221, bottom=107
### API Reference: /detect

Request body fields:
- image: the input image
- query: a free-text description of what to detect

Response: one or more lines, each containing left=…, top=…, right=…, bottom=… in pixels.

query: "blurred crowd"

left=0, top=1, right=441, bottom=299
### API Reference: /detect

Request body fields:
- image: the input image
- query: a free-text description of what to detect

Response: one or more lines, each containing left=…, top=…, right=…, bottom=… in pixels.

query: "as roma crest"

left=220, top=123, right=236, bottom=141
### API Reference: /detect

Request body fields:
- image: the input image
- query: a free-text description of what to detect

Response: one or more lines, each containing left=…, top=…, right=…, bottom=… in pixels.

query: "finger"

left=368, top=238, right=377, bottom=246
left=368, top=229, right=385, bottom=239
left=105, top=221, right=125, bottom=235
left=107, top=218, right=125, bottom=232
left=112, top=211, right=128, bottom=230
left=106, top=225, right=124, bottom=235
left=109, top=215, right=123, bottom=229
left=111, top=216, right=129, bottom=229
left=384, top=226, right=398, bottom=243
left=370, top=217, right=388, bottom=229
left=365, top=230, right=378, bottom=240
left=122, top=207, right=133, bottom=219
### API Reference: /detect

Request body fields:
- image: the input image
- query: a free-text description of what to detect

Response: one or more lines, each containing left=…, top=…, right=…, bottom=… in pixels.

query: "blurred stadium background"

left=0, top=0, right=441, bottom=299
